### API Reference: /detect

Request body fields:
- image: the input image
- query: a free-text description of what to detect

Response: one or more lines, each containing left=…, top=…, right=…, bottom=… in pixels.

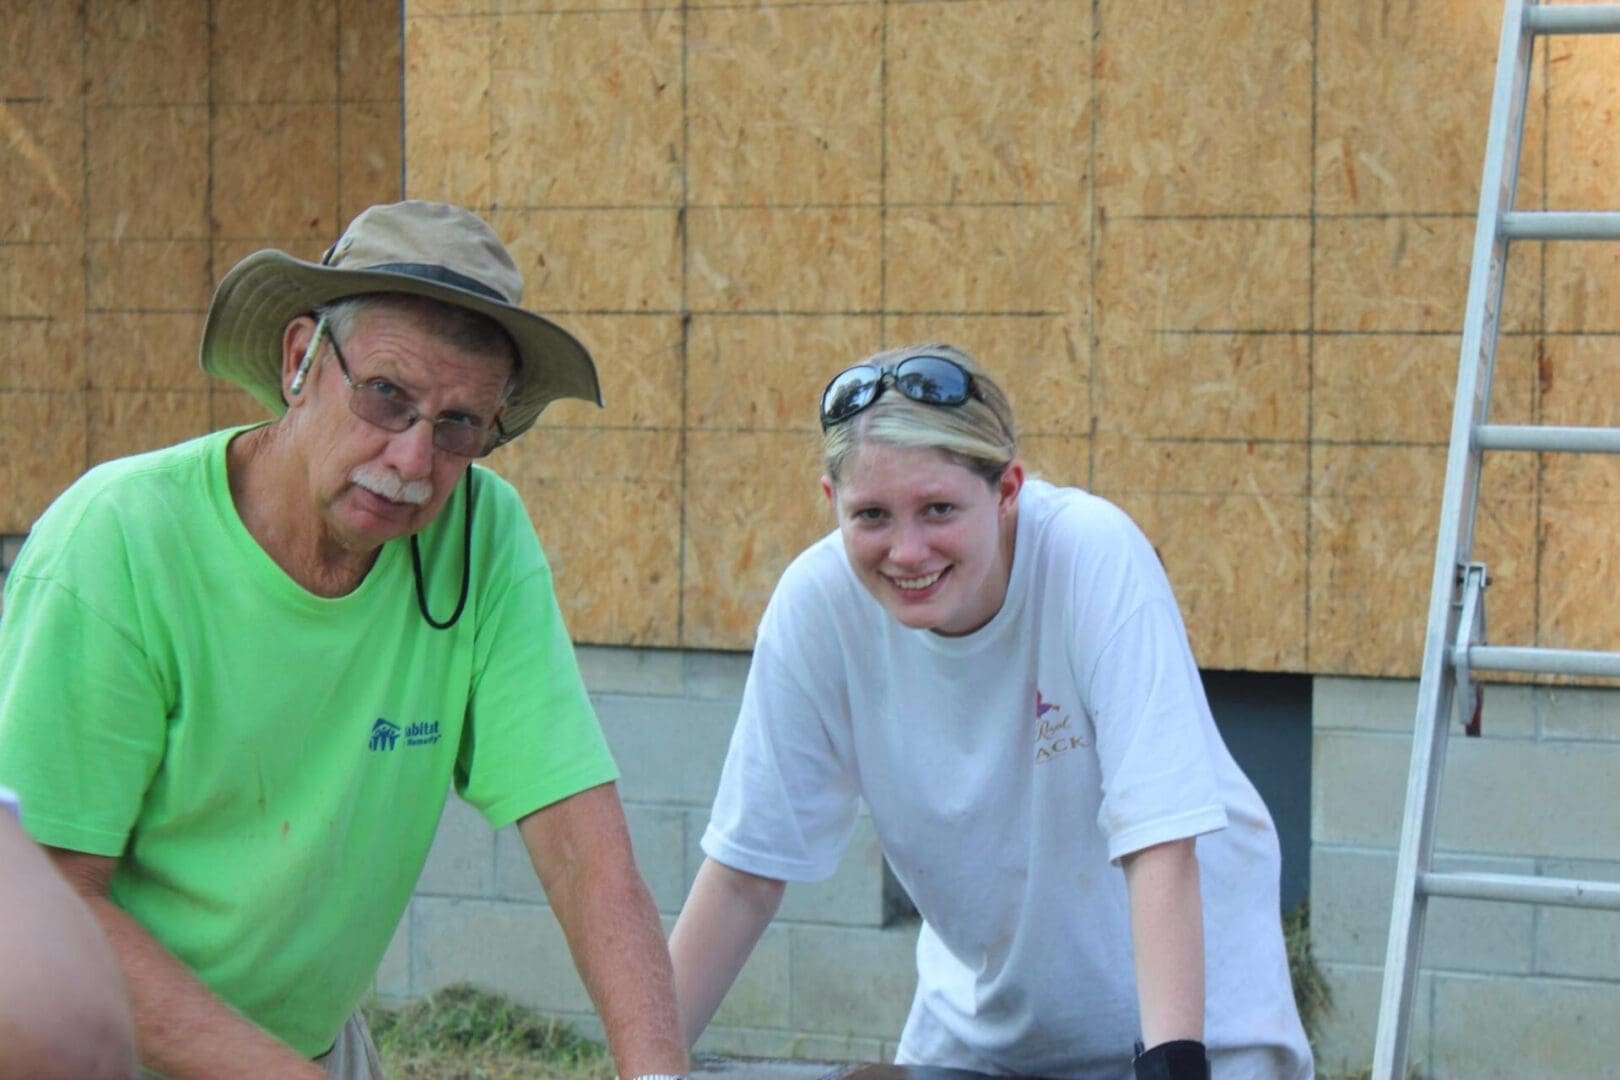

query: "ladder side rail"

left=1370, top=2, right=1537, bottom=1076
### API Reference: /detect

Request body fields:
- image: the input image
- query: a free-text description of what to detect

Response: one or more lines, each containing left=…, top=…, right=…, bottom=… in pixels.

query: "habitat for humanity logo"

left=368, top=717, right=442, bottom=751
left=369, top=718, right=400, bottom=751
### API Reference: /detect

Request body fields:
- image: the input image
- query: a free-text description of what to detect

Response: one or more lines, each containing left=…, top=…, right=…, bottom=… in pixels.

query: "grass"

left=364, top=982, right=612, bottom=1080
left=1284, top=899, right=1334, bottom=1058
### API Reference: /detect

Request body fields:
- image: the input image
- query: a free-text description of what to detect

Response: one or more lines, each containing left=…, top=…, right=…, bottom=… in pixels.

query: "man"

left=0, top=201, right=690, bottom=1080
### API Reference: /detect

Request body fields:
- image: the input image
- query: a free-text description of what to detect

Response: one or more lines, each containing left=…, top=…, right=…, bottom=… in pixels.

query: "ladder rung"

left=1421, top=871, right=1620, bottom=910
left=1475, top=424, right=1620, bottom=453
left=1526, top=4, right=1620, bottom=34
left=1466, top=645, right=1620, bottom=678
left=1500, top=210, right=1620, bottom=240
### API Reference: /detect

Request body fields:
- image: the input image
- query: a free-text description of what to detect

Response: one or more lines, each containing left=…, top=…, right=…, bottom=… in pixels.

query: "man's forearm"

left=520, top=785, right=689, bottom=1079
left=83, top=895, right=325, bottom=1080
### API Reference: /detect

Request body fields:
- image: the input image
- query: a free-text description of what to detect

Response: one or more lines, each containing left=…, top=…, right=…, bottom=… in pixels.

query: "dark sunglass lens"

left=893, top=356, right=970, bottom=405
left=821, top=366, right=881, bottom=424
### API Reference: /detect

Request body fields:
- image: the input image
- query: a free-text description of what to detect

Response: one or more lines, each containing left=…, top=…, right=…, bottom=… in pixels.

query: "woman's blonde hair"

left=821, top=343, right=1018, bottom=486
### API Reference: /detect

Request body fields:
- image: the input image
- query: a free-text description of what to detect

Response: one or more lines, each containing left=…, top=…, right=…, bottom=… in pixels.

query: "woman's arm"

left=668, top=857, right=787, bottom=1049
left=1121, top=837, right=1204, bottom=1048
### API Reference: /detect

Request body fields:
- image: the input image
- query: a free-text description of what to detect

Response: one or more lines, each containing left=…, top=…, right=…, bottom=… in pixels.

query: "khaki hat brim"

left=200, top=248, right=601, bottom=438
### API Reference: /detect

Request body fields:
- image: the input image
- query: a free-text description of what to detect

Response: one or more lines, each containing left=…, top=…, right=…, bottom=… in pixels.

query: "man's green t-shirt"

left=0, top=427, right=618, bottom=1056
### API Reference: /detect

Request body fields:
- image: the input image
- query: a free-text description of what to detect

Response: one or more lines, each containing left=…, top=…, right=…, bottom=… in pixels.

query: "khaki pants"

left=315, top=1008, right=386, bottom=1080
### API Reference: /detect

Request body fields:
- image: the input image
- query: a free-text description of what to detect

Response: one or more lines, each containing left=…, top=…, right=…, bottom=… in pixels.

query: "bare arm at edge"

left=44, top=847, right=327, bottom=1080
left=667, top=856, right=786, bottom=1049
left=0, top=817, right=135, bottom=1080
left=517, top=781, right=689, bottom=1080
left=1120, top=836, right=1205, bottom=1049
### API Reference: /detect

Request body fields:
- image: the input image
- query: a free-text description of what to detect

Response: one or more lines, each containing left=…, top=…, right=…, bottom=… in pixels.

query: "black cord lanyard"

left=410, top=468, right=475, bottom=630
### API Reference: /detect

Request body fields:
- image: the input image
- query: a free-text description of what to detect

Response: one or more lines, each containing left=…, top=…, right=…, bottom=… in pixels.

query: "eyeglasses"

left=322, top=323, right=510, bottom=458
left=819, top=354, right=980, bottom=429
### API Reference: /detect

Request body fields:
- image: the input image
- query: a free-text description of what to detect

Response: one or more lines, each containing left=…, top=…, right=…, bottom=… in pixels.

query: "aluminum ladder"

left=1371, top=2, right=1620, bottom=1078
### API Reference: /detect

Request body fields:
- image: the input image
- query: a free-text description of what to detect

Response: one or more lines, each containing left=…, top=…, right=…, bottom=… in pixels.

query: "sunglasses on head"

left=819, top=354, right=980, bottom=429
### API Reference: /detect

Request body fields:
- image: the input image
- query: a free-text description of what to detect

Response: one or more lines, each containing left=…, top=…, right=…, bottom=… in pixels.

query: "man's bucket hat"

left=200, top=200, right=601, bottom=438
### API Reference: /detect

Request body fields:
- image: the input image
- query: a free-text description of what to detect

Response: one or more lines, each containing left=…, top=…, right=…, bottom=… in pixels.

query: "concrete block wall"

left=1312, top=676, right=1620, bottom=1079
left=381, top=644, right=920, bottom=1062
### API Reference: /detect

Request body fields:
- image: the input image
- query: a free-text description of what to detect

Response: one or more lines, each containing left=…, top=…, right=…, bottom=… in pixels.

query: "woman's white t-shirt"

left=702, top=480, right=1313, bottom=1079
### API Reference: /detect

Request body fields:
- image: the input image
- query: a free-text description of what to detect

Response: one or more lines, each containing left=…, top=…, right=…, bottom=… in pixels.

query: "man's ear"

left=821, top=475, right=836, bottom=510
left=281, top=315, right=321, bottom=403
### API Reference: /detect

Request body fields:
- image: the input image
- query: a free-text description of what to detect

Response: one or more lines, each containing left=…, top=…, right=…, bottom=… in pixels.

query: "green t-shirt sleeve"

left=453, top=476, right=618, bottom=829
left=0, top=563, right=167, bottom=856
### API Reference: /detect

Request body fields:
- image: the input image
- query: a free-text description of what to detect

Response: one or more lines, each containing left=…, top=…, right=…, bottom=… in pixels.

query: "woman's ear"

left=997, top=459, right=1025, bottom=514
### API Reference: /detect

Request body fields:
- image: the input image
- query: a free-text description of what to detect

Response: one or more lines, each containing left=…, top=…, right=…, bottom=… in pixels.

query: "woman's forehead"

left=838, top=441, right=980, bottom=492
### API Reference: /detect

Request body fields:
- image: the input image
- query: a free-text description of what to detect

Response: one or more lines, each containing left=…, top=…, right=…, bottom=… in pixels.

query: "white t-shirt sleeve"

left=0, top=784, right=18, bottom=820
left=1072, top=516, right=1229, bottom=862
left=701, top=609, right=862, bottom=883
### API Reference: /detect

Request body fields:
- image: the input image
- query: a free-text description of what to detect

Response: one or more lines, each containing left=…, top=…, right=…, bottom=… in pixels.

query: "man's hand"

left=518, top=782, right=689, bottom=1080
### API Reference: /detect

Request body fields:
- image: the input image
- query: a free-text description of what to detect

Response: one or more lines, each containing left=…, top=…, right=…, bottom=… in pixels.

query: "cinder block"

left=411, top=896, right=591, bottom=1014
left=1434, top=738, right=1620, bottom=860
left=1310, top=846, right=1534, bottom=972
left=597, top=695, right=740, bottom=805
left=493, top=824, right=542, bottom=902
left=1537, top=858, right=1620, bottom=980
left=777, top=815, right=887, bottom=928
left=1313, top=728, right=1620, bottom=858
left=1312, top=962, right=1434, bottom=1079
left=788, top=923, right=919, bottom=1036
left=683, top=649, right=753, bottom=701
left=373, top=906, right=412, bottom=1003
left=625, top=803, right=690, bottom=911
left=1313, top=676, right=1536, bottom=739
left=488, top=804, right=688, bottom=911
left=1313, top=677, right=1418, bottom=733
left=1431, top=973, right=1620, bottom=1079
left=711, top=922, right=792, bottom=1030
left=1312, top=730, right=1409, bottom=845
left=1538, top=685, right=1620, bottom=742
left=416, top=794, right=494, bottom=898
left=576, top=645, right=686, bottom=697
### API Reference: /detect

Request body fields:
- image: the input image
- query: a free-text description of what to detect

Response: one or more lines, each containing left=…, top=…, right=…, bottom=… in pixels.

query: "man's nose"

left=384, top=419, right=437, bottom=478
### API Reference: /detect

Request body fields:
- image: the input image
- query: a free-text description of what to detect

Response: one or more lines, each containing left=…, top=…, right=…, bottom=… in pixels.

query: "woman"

left=669, top=344, right=1312, bottom=1080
